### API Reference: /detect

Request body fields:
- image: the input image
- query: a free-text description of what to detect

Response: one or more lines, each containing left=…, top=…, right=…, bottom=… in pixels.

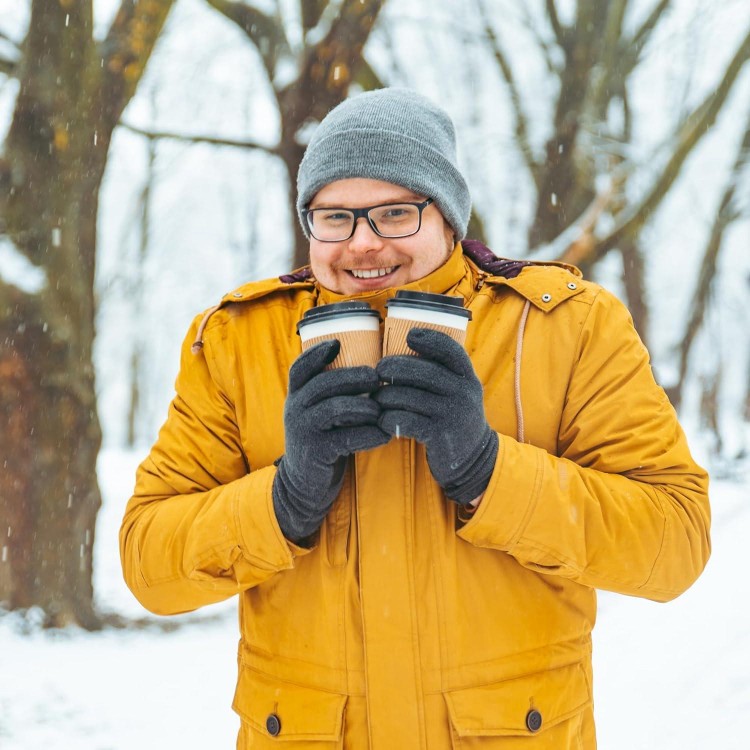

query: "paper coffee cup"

left=297, top=301, right=382, bottom=369
left=383, top=291, right=472, bottom=356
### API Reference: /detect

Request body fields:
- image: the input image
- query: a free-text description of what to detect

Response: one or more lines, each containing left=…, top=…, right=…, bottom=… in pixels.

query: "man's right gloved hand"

left=272, top=339, right=389, bottom=544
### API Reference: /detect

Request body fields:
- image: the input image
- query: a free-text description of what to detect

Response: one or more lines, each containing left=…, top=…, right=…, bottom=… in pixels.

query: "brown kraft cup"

left=297, top=301, right=382, bottom=369
left=383, top=291, right=472, bottom=356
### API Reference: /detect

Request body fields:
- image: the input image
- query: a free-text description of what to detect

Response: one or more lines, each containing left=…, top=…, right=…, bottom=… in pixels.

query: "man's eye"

left=377, top=205, right=415, bottom=223
left=320, top=211, right=351, bottom=224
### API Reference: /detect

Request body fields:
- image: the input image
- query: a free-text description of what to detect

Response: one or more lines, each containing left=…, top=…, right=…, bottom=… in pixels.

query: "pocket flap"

left=233, top=666, right=348, bottom=741
left=445, top=661, right=590, bottom=737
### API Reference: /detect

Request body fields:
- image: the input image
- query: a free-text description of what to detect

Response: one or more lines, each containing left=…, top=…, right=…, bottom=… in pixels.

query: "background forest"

left=0, top=0, right=749, bottom=747
left=6, top=0, right=748, bottom=627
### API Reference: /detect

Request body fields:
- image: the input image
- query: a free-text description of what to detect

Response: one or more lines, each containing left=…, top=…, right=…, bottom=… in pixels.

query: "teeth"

left=351, top=266, right=395, bottom=279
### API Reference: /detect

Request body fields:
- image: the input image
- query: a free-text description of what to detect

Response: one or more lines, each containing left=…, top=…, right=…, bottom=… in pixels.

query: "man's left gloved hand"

left=373, top=328, right=499, bottom=506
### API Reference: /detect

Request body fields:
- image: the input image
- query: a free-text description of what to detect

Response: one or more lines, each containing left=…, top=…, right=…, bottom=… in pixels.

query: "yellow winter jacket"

left=121, top=245, right=710, bottom=749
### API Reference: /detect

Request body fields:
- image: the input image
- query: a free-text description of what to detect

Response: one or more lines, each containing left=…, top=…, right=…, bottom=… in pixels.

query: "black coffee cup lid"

left=297, top=301, right=381, bottom=334
left=386, top=290, right=472, bottom=320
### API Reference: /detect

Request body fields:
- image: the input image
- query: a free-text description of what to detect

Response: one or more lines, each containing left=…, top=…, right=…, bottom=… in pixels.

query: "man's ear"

left=444, top=222, right=456, bottom=252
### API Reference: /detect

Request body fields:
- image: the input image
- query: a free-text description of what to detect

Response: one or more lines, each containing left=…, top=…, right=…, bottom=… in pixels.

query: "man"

left=120, top=88, right=710, bottom=748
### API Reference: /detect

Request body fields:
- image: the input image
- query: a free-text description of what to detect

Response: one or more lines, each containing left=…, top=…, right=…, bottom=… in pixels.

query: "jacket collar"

left=461, top=239, right=584, bottom=313
left=193, top=241, right=585, bottom=354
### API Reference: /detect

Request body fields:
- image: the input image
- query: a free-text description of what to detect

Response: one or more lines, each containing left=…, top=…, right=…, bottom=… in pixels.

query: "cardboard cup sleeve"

left=301, top=328, right=382, bottom=369
left=382, top=317, right=466, bottom=356
left=297, top=302, right=382, bottom=369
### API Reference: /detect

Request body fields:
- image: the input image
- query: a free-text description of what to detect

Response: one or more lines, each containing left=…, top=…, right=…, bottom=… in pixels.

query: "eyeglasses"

left=302, top=198, right=434, bottom=242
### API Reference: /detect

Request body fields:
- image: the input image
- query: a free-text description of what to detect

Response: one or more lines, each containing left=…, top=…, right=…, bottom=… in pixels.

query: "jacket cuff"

left=234, top=466, right=313, bottom=571
left=456, top=435, right=545, bottom=551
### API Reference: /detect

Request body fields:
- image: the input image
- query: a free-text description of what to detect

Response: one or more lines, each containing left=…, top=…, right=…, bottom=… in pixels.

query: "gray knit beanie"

left=296, top=88, right=471, bottom=240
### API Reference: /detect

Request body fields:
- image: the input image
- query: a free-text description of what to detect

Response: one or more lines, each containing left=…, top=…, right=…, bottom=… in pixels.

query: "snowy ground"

left=0, top=448, right=747, bottom=749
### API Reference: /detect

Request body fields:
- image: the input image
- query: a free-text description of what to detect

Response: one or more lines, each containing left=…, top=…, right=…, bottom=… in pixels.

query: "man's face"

left=308, top=178, right=455, bottom=295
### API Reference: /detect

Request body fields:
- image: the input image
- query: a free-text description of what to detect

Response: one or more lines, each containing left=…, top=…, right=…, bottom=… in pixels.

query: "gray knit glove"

left=273, top=339, right=389, bottom=544
left=374, top=328, right=498, bottom=506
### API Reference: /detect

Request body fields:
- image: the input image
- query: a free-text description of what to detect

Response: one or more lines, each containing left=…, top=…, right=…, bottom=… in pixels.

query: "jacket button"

left=266, top=713, right=281, bottom=736
left=526, top=709, right=543, bottom=733
left=541, top=293, right=552, bottom=303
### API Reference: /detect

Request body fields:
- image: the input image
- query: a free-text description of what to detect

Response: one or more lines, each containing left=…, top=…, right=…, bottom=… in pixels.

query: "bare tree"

left=0, top=0, right=175, bottom=628
left=478, top=0, right=750, bottom=355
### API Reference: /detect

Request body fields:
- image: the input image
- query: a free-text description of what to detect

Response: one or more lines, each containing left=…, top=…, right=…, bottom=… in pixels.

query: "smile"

left=348, top=266, right=398, bottom=279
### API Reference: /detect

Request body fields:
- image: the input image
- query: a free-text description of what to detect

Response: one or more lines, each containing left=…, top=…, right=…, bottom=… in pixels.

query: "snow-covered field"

left=0, top=448, right=747, bottom=749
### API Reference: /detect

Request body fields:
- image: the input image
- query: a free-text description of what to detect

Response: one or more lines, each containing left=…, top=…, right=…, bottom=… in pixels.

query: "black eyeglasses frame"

left=302, top=198, right=434, bottom=242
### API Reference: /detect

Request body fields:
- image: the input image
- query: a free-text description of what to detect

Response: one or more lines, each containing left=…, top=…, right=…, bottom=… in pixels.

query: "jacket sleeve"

left=458, top=288, right=711, bottom=602
left=120, top=314, right=307, bottom=616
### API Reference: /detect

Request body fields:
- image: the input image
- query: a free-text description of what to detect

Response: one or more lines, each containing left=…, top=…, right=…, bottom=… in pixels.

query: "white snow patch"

left=0, top=448, right=747, bottom=748
left=0, top=237, right=47, bottom=294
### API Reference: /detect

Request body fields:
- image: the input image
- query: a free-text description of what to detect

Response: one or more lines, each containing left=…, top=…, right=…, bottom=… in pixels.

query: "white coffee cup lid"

left=297, top=301, right=381, bottom=338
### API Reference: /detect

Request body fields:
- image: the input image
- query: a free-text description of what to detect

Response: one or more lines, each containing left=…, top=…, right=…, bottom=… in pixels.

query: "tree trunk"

left=619, top=240, right=650, bottom=349
left=0, top=290, right=102, bottom=628
left=0, top=0, right=174, bottom=628
left=527, top=1, right=610, bottom=249
left=0, top=131, right=106, bottom=628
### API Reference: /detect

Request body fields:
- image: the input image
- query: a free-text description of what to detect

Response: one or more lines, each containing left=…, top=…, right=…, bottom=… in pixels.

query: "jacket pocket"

left=444, top=661, right=592, bottom=748
left=233, top=665, right=347, bottom=747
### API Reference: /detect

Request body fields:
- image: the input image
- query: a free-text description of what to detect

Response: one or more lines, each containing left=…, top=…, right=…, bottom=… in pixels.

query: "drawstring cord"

left=191, top=303, right=222, bottom=354
left=514, top=300, right=531, bottom=444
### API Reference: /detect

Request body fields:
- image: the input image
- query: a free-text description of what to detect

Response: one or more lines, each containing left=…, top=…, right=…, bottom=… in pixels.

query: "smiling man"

left=121, top=88, right=710, bottom=749
left=304, top=180, right=454, bottom=293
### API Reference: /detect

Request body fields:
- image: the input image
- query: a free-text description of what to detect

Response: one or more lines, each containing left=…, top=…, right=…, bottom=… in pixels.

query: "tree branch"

left=351, top=56, right=385, bottom=91
left=204, top=0, right=290, bottom=83
left=616, top=0, right=672, bottom=79
left=119, top=120, right=280, bottom=155
left=99, top=0, right=176, bottom=132
left=588, top=0, right=629, bottom=119
left=619, top=239, right=650, bottom=346
left=0, top=56, right=16, bottom=76
left=545, top=0, right=565, bottom=47
left=0, top=29, right=21, bottom=49
left=603, top=0, right=629, bottom=52
left=476, top=0, right=539, bottom=186
left=593, top=24, right=750, bottom=259
left=519, top=15, right=560, bottom=76
left=301, top=1, right=331, bottom=35
left=546, top=177, right=616, bottom=262
left=631, top=0, right=672, bottom=53
left=280, top=0, right=385, bottom=130
left=0, top=29, right=20, bottom=76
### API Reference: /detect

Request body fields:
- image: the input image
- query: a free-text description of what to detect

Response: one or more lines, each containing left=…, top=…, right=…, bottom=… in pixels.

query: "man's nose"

left=347, top=216, right=384, bottom=252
